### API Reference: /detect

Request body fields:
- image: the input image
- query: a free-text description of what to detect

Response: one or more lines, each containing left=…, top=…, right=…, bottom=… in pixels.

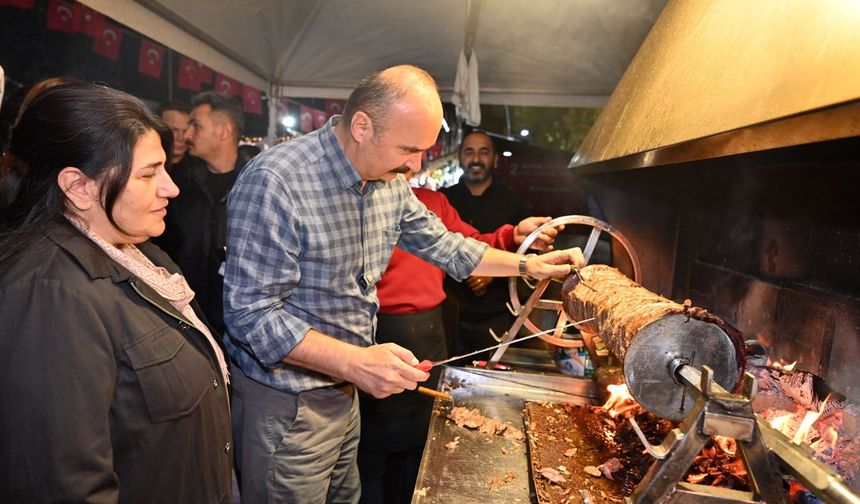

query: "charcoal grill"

left=414, top=216, right=859, bottom=504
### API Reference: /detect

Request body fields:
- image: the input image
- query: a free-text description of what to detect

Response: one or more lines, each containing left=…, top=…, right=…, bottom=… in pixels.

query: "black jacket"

left=156, top=156, right=246, bottom=337
left=441, top=179, right=532, bottom=317
left=0, top=222, right=232, bottom=504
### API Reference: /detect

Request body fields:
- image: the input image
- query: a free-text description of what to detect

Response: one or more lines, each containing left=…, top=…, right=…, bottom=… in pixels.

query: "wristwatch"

left=518, top=254, right=536, bottom=278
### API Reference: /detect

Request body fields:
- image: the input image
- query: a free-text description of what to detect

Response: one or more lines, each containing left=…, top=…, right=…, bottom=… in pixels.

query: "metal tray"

left=412, top=366, right=598, bottom=503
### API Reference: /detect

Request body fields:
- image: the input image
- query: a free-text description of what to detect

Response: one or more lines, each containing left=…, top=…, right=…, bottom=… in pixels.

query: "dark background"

left=1, top=0, right=269, bottom=147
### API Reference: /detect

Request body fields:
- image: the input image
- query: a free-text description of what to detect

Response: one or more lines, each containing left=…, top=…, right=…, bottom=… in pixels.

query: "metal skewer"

left=416, top=317, right=595, bottom=371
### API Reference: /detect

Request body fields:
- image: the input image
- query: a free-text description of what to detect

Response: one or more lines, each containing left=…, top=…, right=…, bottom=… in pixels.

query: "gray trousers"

left=231, top=364, right=361, bottom=503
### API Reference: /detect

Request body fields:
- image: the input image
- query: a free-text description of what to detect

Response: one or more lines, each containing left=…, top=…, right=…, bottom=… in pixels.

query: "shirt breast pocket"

left=365, top=226, right=400, bottom=288
left=124, top=327, right=213, bottom=423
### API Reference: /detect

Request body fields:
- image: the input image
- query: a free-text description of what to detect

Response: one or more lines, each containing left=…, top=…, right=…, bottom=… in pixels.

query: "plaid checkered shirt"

left=223, top=118, right=487, bottom=392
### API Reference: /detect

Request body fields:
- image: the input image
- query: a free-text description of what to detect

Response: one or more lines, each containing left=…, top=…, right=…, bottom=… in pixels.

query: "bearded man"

left=440, top=130, right=533, bottom=354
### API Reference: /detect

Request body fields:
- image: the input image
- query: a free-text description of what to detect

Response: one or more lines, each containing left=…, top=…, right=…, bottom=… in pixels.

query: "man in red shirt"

left=358, top=183, right=559, bottom=503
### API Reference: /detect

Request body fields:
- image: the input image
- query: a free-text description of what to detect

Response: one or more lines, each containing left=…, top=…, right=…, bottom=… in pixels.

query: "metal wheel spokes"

left=487, top=215, right=641, bottom=367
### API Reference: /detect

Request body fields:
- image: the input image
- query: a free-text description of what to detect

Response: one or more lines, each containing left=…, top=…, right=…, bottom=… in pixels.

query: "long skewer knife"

left=415, top=317, right=596, bottom=372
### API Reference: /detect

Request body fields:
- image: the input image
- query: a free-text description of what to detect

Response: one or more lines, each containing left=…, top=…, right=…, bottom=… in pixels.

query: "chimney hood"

left=571, top=0, right=860, bottom=174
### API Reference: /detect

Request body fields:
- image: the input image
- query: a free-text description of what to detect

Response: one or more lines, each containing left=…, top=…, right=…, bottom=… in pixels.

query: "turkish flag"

left=73, top=3, right=104, bottom=36
left=325, top=99, right=346, bottom=117
left=92, top=22, right=123, bottom=60
left=177, top=57, right=201, bottom=91
left=137, top=39, right=165, bottom=79
left=214, top=73, right=241, bottom=96
left=299, top=105, right=314, bottom=133
left=313, top=108, right=327, bottom=130
left=46, top=0, right=75, bottom=33
left=242, top=85, right=262, bottom=115
left=0, top=0, right=35, bottom=8
left=198, top=64, right=213, bottom=84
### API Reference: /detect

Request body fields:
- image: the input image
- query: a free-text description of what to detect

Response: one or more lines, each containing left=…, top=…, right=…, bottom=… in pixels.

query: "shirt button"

left=225, top=442, right=231, bottom=454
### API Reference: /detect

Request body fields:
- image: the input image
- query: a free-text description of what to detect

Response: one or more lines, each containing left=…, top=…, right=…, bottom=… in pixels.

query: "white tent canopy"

left=82, top=0, right=665, bottom=108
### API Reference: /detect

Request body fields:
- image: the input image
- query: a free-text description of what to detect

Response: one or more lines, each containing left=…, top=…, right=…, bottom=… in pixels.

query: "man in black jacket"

left=440, top=131, right=532, bottom=355
left=156, top=91, right=246, bottom=337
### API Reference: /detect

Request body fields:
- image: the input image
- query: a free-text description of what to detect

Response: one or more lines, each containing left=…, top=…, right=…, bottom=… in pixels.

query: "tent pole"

left=266, top=80, right=277, bottom=147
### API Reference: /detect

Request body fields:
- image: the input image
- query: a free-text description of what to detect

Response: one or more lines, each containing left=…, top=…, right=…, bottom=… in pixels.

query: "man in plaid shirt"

left=224, top=65, right=584, bottom=503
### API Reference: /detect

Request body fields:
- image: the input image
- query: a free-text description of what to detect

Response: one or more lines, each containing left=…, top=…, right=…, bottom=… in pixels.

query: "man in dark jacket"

left=440, top=130, right=532, bottom=354
left=158, top=100, right=194, bottom=174
left=156, top=91, right=246, bottom=336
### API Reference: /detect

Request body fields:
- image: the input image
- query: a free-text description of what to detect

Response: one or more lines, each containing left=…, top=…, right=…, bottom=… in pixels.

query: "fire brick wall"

left=580, top=136, right=860, bottom=401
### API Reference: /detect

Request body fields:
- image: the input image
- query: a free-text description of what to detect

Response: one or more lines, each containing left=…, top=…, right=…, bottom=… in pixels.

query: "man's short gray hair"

left=342, top=65, right=438, bottom=138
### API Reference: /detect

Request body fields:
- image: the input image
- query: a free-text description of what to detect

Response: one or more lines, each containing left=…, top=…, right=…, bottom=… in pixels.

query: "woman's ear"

left=57, top=167, right=97, bottom=211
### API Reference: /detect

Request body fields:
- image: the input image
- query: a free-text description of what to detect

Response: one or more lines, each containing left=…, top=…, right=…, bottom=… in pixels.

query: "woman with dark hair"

left=1, top=76, right=77, bottom=207
left=0, top=82, right=233, bottom=503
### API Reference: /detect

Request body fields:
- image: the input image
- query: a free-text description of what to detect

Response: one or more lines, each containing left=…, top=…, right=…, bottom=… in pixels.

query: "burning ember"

left=526, top=362, right=859, bottom=503
left=754, top=364, right=860, bottom=489
left=527, top=364, right=860, bottom=503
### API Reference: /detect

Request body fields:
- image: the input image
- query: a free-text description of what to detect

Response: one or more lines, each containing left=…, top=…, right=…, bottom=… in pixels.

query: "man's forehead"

left=162, top=110, right=190, bottom=125
left=162, top=109, right=189, bottom=118
left=462, top=133, right=493, bottom=151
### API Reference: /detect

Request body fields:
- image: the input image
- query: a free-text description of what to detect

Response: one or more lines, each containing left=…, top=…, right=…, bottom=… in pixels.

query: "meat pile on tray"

left=448, top=406, right=524, bottom=440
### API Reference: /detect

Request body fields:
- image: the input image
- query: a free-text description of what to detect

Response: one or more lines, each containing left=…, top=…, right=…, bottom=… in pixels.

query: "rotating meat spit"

left=560, top=264, right=860, bottom=504
left=562, top=264, right=745, bottom=421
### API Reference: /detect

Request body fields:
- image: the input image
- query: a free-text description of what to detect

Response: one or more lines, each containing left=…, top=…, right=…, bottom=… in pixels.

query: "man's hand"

left=342, top=343, right=430, bottom=399
left=283, top=330, right=429, bottom=399
left=523, top=247, right=586, bottom=280
left=513, top=216, right=565, bottom=251
left=466, top=275, right=492, bottom=295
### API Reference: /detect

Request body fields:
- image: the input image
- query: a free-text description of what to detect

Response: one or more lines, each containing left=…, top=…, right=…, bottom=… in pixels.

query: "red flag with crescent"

left=73, top=3, right=104, bottom=36
left=198, top=64, right=213, bottom=84
left=299, top=106, right=314, bottom=133
left=46, top=0, right=75, bottom=33
left=92, top=22, right=123, bottom=60
left=324, top=99, right=346, bottom=118
left=138, top=39, right=165, bottom=79
left=313, top=108, right=327, bottom=130
left=214, top=73, right=242, bottom=96
left=177, top=57, right=201, bottom=91
left=242, top=85, right=262, bottom=115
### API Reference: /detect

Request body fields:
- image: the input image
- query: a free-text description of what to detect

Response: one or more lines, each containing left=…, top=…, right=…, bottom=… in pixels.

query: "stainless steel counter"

left=411, top=366, right=598, bottom=503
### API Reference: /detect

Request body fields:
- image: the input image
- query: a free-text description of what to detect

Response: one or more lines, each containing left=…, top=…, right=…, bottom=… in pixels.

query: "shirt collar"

left=47, top=221, right=130, bottom=282
left=320, top=116, right=365, bottom=191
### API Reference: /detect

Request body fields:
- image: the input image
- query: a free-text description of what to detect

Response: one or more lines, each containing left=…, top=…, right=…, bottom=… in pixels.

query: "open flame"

left=793, top=406, right=824, bottom=445
left=714, top=435, right=737, bottom=456
left=602, top=383, right=638, bottom=418
left=769, top=359, right=798, bottom=372
left=809, top=426, right=839, bottom=453
left=766, top=395, right=834, bottom=449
